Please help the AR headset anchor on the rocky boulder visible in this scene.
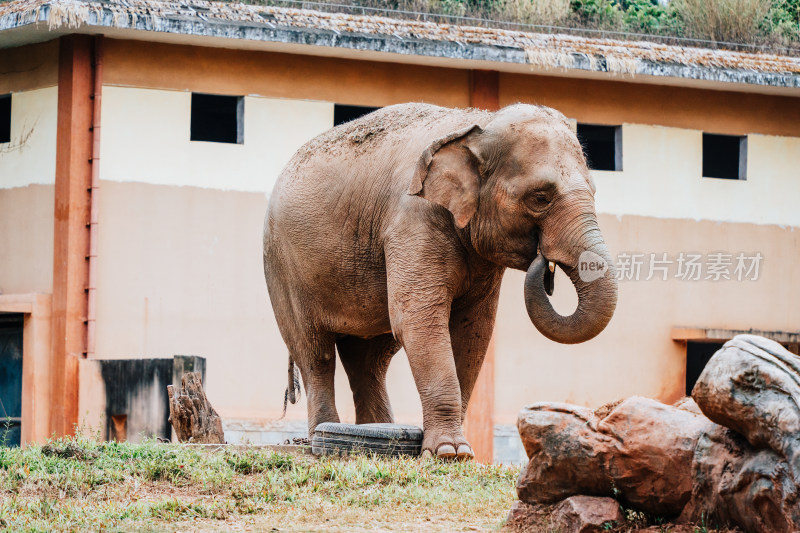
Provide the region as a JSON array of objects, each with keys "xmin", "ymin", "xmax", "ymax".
[
  {"xmin": 514, "ymin": 334, "xmax": 800, "ymax": 532},
  {"xmin": 550, "ymin": 496, "xmax": 624, "ymax": 533},
  {"xmin": 516, "ymin": 396, "xmax": 713, "ymax": 516},
  {"xmin": 692, "ymin": 334, "xmax": 800, "ymax": 483},
  {"xmin": 679, "ymin": 424, "xmax": 800, "ymax": 532}
]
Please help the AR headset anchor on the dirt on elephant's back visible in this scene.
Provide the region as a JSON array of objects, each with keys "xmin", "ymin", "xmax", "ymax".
[{"xmin": 291, "ymin": 103, "xmax": 490, "ymax": 167}]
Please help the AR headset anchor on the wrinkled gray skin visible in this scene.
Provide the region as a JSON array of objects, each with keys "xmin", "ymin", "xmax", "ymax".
[{"xmin": 263, "ymin": 103, "xmax": 617, "ymax": 458}]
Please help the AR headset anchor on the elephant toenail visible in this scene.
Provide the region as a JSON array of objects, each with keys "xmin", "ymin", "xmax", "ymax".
[
  {"xmin": 436, "ymin": 444, "xmax": 457, "ymax": 458},
  {"xmin": 456, "ymin": 444, "xmax": 474, "ymax": 458},
  {"xmin": 421, "ymin": 449, "xmax": 433, "ymax": 459}
]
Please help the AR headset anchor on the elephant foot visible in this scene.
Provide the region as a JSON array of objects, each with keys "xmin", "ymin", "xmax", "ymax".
[{"xmin": 421, "ymin": 430, "xmax": 474, "ymax": 460}]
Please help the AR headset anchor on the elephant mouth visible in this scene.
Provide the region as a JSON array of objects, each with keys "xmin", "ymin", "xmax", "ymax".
[{"xmin": 541, "ymin": 252, "xmax": 556, "ymax": 297}]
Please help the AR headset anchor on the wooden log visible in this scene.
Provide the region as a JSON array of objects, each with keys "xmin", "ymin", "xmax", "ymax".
[{"xmin": 167, "ymin": 372, "xmax": 225, "ymax": 444}]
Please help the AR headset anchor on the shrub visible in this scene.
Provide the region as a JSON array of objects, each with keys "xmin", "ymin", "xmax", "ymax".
[
  {"xmin": 622, "ymin": 0, "xmax": 679, "ymax": 34},
  {"xmin": 766, "ymin": 0, "xmax": 800, "ymax": 43},
  {"xmin": 672, "ymin": 0, "xmax": 772, "ymax": 43},
  {"xmin": 570, "ymin": 0, "xmax": 624, "ymax": 30}
]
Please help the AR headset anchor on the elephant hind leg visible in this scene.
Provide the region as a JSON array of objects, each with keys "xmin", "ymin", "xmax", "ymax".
[
  {"xmin": 284, "ymin": 328, "xmax": 340, "ymax": 436},
  {"xmin": 336, "ymin": 333, "xmax": 400, "ymax": 425}
]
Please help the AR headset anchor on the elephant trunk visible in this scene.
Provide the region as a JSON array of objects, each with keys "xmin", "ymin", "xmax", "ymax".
[{"xmin": 523, "ymin": 237, "xmax": 617, "ymax": 344}]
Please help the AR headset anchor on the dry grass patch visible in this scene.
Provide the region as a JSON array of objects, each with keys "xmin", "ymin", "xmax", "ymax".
[
  {"xmin": 674, "ymin": 0, "xmax": 773, "ymax": 43},
  {"xmin": 0, "ymin": 435, "xmax": 517, "ymax": 532},
  {"xmin": 0, "ymin": 435, "xmax": 745, "ymax": 532}
]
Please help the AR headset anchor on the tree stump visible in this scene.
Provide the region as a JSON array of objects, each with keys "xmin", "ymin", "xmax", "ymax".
[{"xmin": 167, "ymin": 372, "xmax": 225, "ymax": 444}]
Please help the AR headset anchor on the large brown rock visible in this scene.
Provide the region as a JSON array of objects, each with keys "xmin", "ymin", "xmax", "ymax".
[
  {"xmin": 517, "ymin": 396, "xmax": 713, "ymax": 516},
  {"xmin": 550, "ymin": 495, "xmax": 624, "ymax": 533},
  {"xmin": 516, "ymin": 334, "xmax": 800, "ymax": 532},
  {"xmin": 692, "ymin": 334, "xmax": 800, "ymax": 483},
  {"xmin": 679, "ymin": 424, "xmax": 800, "ymax": 532}
]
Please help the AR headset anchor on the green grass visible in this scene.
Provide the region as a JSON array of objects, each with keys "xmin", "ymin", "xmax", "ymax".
[
  {"xmin": 0, "ymin": 434, "xmax": 741, "ymax": 532},
  {"xmin": 0, "ymin": 434, "xmax": 519, "ymax": 532}
]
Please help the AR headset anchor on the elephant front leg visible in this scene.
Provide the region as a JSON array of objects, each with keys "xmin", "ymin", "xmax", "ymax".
[
  {"xmin": 385, "ymin": 233, "xmax": 472, "ymax": 459},
  {"xmin": 387, "ymin": 293, "xmax": 472, "ymax": 458},
  {"xmin": 401, "ymin": 320, "xmax": 471, "ymax": 459}
]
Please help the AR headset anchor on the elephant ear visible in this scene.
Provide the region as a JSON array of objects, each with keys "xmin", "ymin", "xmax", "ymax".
[{"xmin": 409, "ymin": 125, "xmax": 483, "ymax": 229}]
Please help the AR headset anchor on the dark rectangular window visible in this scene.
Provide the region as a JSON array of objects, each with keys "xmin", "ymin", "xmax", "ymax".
[
  {"xmin": 703, "ymin": 133, "xmax": 746, "ymax": 180},
  {"xmin": 334, "ymin": 104, "xmax": 380, "ymax": 126},
  {"xmin": 576, "ymin": 124, "xmax": 622, "ymax": 171},
  {"xmin": 190, "ymin": 93, "xmax": 243, "ymax": 144},
  {"xmin": 0, "ymin": 94, "xmax": 11, "ymax": 144}
]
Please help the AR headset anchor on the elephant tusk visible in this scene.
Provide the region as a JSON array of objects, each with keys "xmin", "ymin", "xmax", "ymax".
[{"xmin": 549, "ymin": 261, "xmax": 556, "ymax": 273}]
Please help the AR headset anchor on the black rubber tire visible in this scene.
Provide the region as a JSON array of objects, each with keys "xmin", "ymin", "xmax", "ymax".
[{"xmin": 311, "ymin": 423, "xmax": 423, "ymax": 457}]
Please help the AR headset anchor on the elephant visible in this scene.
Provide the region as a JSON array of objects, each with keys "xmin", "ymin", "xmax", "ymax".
[{"xmin": 263, "ymin": 102, "xmax": 617, "ymax": 458}]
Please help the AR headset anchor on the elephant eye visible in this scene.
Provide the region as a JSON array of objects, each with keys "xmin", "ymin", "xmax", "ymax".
[
  {"xmin": 529, "ymin": 192, "xmax": 551, "ymax": 206},
  {"xmin": 525, "ymin": 191, "xmax": 552, "ymax": 214}
]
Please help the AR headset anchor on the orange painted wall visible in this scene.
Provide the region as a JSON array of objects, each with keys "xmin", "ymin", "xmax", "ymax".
[
  {"xmin": 0, "ymin": 40, "xmax": 58, "ymax": 94},
  {"xmin": 100, "ymin": 39, "xmax": 800, "ymax": 137},
  {"xmin": 500, "ymin": 73, "xmax": 800, "ymax": 137},
  {"xmin": 102, "ymin": 39, "xmax": 470, "ymax": 109}
]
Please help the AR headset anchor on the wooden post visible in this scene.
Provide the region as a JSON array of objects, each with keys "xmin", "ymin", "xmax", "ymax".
[
  {"xmin": 50, "ymin": 35, "xmax": 95, "ymax": 437},
  {"xmin": 463, "ymin": 70, "xmax": 499, "ymax": 464}
]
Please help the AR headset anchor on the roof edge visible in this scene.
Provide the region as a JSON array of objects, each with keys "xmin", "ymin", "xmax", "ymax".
[{"xmin": 1, "ymin": 0, "xmax": 799, "ymax": 95}]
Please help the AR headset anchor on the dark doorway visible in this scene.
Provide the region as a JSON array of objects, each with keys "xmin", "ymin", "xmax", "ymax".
[
  {"xmin": 685, "ymin": 341, "xmax": 725, "ymax": 395},
  {"xmin": 0, "ymin": 313, "xmax": 23, "ymax": 447},
  {"xmin": 100, "ymin": 359, "xmax": 173, "ymax": 443}
]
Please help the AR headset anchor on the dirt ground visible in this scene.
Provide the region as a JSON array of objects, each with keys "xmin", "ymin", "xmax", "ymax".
[{"xmin": 0, "ymin": 437, "xmax": 739, "ymax": 532}]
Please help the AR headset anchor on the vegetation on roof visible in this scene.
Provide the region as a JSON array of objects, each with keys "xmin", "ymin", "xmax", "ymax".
[{"xmin": 244, "ymin": 0, "xmax": 800, "ymax": 53}]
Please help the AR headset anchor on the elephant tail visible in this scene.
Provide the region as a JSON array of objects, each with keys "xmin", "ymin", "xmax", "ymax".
[{"xmin": 281, "ymin": 357, "xmax": 301, "ymax": 419}]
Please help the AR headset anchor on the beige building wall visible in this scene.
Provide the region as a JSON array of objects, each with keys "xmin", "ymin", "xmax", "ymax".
[
  {"xmin": 593, "ymin": 125, "xmax": 800, "ymax": 226},
  {"xmin": 494, "ymin": 217, "xmax": 799, "ymax": 424},
  {"xmin": 0, "ymin": 62, "xmax": 58, "ymax": 445},
  {"xmin": 0, "ymin": 86, "xmax": 58, "ymax": 295},
  {"xmin": 99, "ymin": 87, "xmax": 334, "ymax": 192},
  {"xmin": 94, "ymin": 86, "xmax": 424, "ymax": 428}
]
